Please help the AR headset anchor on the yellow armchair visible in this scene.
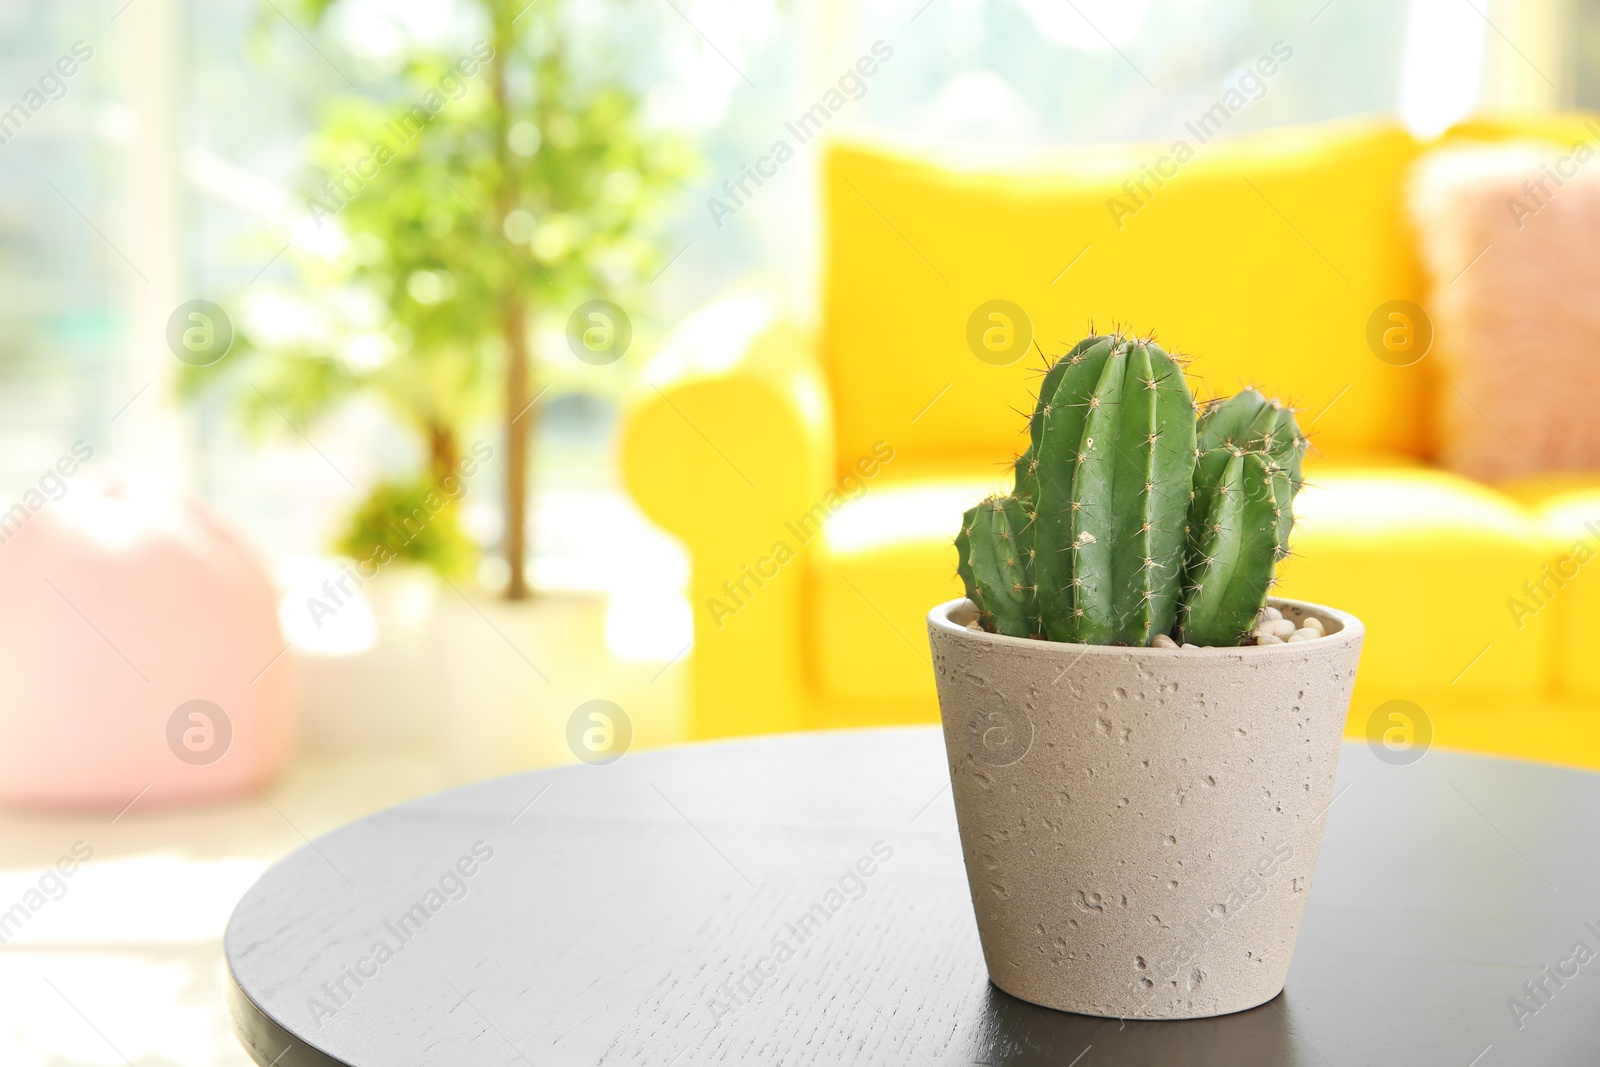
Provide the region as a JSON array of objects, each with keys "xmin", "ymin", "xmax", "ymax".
[{"xmin": 620, "ymin": 295, "xmax": 832, "ymax": 737}]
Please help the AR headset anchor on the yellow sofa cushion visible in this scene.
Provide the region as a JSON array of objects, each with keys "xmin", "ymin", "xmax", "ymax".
[
  {"xmin": 810, "ymin": 460, "xmax": 1555, "ymax": 706},
  {"xmin": 809, "ymin": 459, "xmax": 1003, "ymax": 706},
  {"xmin": 1501, "ymin": 480, "xmax": 1600, "ymax": 700},
  {"xmin": 821, "ymin": 120, "xmax": 1426, "ymax": 474},
  {"xmin": 1276, "ymin": 466, "xmax": 1557, "ymax": 700}
]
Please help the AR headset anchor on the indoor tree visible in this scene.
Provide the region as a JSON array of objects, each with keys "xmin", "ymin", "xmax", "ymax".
[{"xmin": 196, "ymin": 0, "xmax": 689, "ymax": 597}]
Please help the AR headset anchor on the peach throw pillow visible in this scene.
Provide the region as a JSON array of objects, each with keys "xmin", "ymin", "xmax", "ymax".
[{"xmin": 1411, "ymin": 138, "xmax": 1600, "ymax": 481}]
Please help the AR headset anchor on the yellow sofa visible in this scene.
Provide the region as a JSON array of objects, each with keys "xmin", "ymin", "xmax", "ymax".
[{"xmin": 621, "ymin": 115, "xmax": 1600, "ymax": 769}]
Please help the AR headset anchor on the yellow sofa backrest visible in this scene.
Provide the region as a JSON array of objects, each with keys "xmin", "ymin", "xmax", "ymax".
[
  {"xmin": 1445, "ymin": 113, "xmax": 1600, "ymax": 146},
  {"xmin": 821, "ymin": 120, "xmax": 1428, "ymax": 470}
]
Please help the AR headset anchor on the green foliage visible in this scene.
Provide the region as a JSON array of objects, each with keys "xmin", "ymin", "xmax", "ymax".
[
  {"xmin": 188, "ymin": 0, "xmax": 695, "ymax": 578},
  {"xmin": 956, "ymin": 335, "xmax": 1308, "ymax": 647},
  {"xmin": 336, "ymin": 478, "xmax": 475, "ymax": 575}
]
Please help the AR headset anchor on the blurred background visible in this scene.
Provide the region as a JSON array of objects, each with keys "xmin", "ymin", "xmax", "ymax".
[{"xmin": 0, "ymin": 0, "xmax": 1594, "ymax": 1062}]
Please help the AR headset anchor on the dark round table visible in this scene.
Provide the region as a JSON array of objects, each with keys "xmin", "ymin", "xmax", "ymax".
[{"xmin": 226, "ymin": 727, "xmax": 1600, "ymax": 1066}]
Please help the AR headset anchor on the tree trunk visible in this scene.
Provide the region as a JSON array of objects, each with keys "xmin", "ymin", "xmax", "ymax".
[
  {"xmin": 492, "ymin": 6, "xmax": 532, "ymax": 601},
  {"xmin": 427, "ymin": 422, "xmax": 459, "ymax": 484}
]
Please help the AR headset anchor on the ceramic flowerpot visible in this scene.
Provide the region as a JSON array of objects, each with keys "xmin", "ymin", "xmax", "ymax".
[
  {"xmin": 432, "ymin": 588, "xmax": 688, "ymax": 783},
  {"xmin": 433, "ymin": 590, "xmax": 602, "ymax": 782},
  {"xmin": 926, "ymin": 595, "xmax": 1363, "ymax": 1020},
  {"xmin": 290, "ymin": 563, "xmax": 444, "ymax": 750}
]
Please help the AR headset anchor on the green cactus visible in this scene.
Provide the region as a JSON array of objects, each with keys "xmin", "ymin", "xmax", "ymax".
[
  {"xmin": 956, "ymin": 504, "xmax": 977, "ymax": 604},
  {"xmin": 968, "ymin": 333, "xmax": 1196, "ymax": 645},
  {"xmin": 1177, "ymin": 450, "xmax": 1295, "ymax": 645},
  {"xmin": 1195, "ymin": 386, "xmax": 1307, "ymax": 492},
  {"xmin": 960, "ymin": 495, "xmax": 1034, "ymax": 638},
  {"xmin": 1012, "ymin": 334, "xmax": 1111, "ymax": 503},
  {"xmin": 1177, "ymin": 391, "xmax": 1308, "ymax": 645},
  {"xmin": 1010, "ymin": 334, "xmax": 1109, "ymax": 631},
  {"xmin": 957, "ymin": 334, "xmax": 1306, "ymax": 648}
]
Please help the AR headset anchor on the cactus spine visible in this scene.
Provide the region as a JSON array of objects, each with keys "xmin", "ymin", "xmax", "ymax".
[{"xmin": 957, "ymin": 338, "xmax": 1305, "ymax": 648}]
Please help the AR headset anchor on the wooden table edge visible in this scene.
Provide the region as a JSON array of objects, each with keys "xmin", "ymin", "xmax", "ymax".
[{"xmin": 228, "ymin": 965, "xmax": 351, "ymax": 1067}]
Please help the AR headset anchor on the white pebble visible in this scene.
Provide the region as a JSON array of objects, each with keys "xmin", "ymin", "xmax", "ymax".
[
  {"xmin": 1287, "ymin": 629, "xmax": 1317, "ymax": 643},
  {"xmin": 1258, "ymin": 606, "xmax": 1283, "ymax": 622},
  {"xmin": 1256, "ymin": 633, "xmax": 1285, "ymax": 646},
  {"xmin": 1259, "ymin": 618, "xmax": 1296, "ymax": 638},
  {"xmin": 1300, "ymin": 616, "xmax": 1325, "ymax": 635},
  {"xmin": 1181, "ymin": 643, "xmax": 1199, "ymax": 649},
  {"xmin": 1152, "ymin": 634, "xmax": 1178, "ymax": 649}
]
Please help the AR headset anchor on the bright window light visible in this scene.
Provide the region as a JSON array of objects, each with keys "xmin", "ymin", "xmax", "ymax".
[
  {"xmin": 824, "ymin": 482, "xmax": 1002, "ymax": 556},
  {"xmin": 1398, "ymin": 0, "xmax": 1488, "ymax": 138},
  {"xmin": 605, "ymin": 591, "xmax": 694, "ymax": 661},
  {"xmin": 1017, "ymin": 0, "xmax": 1152, "ymax": 49},
  {"xmin": 276, "ymin": 556, "xmax": 379, "ymax": 657}
]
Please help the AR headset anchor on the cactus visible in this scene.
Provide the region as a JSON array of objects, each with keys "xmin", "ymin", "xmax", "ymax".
[
  {"xmin": 1177, "ymin": 391, "xmax": 1307, "ymax": 645},
  {"xmin": 1195, "ymin": 386, "xmax": 1307, "ymax": 493},
  {"xmin": 1012, "ymin": 334, "xmax": 1111, "ymax": 503},
  {"xmin": 956, "ymin": 504, "xmax": 977, "ymax": 605},
  {"xmin": 1009, "ymin": 334, "xmax": 1110, "ymax": 633},
  {"xmin": 1177, "ymin": 450, "xmax": 1290, "ymax": 645},
  {"xmin": 959, "ymin": 496, "xmax": 1034, "ymax": 638},
  {"xmin": 968, "ymin": 333, "xmax": 1196, "ymax": 645},
  {"xmin": 957, "ymin": 334, "xmax": 1305, "ymax": 648}
]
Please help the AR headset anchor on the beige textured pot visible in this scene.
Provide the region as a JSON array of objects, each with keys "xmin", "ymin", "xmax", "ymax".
[{"xmin": 927, "ymin": 596, "xmax": 1363, "ymax": 1020}]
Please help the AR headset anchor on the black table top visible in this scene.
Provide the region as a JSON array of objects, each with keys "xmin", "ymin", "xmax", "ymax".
[{"xmin": 226, "ymin": 727, "xmax": 1600, "ymax": 1066}]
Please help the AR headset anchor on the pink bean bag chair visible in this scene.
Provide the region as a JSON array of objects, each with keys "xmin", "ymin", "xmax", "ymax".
[{"xmin": 0, "ymin": 480, "xmax": 296, "ymax": 809}]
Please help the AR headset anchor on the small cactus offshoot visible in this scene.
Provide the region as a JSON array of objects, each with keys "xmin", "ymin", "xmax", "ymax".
[{"xmin": 957, "ymin": 335, "xmax": 1308, "ymax": 647}]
